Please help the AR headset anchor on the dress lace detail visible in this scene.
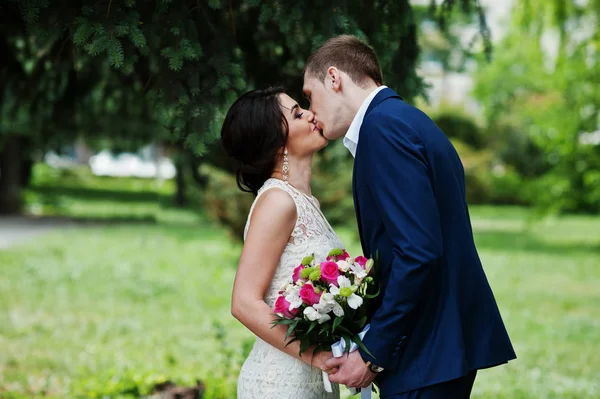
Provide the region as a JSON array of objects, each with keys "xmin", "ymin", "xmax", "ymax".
[{"xmin": 238, "ymin": 178, "xmax": 343, "ymax": 399}]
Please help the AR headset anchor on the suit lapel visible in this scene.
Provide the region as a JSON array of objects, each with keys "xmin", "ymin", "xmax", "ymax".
[
  {"xmin": 352, "ymin": 149, "xmax": 366, "ymax": 253},
  {"xmin": 352, "ymin": 87, "xmax": 402, "ymax": 256}
]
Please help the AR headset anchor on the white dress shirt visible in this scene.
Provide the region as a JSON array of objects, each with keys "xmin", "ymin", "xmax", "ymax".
[{"xmin": 343, "ymin": 85, "xmax": 388, "ymax": 158}]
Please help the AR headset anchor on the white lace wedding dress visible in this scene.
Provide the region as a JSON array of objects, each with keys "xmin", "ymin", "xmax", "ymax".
[{"xmin": 237, "ymin": 178, "xmax": 343, "ymax": 399}]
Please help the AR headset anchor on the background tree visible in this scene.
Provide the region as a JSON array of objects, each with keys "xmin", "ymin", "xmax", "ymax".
[
  {"xmin": 473, "ymin": 0, "xmax": 600, "ymax": 213},
  {"xmin": 0, "ymin": 0, "xmax": 490, "ymax": 214}
]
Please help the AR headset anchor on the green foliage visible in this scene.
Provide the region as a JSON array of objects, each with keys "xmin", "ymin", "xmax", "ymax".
[
  {"xmin": 451, "ymin": 138, "xmax": 526, "ymax": 205},
  {"xmin": 1, "ymin": 0, "xmax": 492, "ymax": 214},
  {"xmin": 427, "ymin": 109, "xmax": 527, "ymax": 205},
  {"xmin": 2, "ymin": 0, "xmax": 491, "ymax": 151},
  {"xmin": 312, "ymin": 141, "xmax": 356, "ymax": 228},
  {"xmin": 473, "ymin": 0, "xmax": 599, "ymax": 213},
  {"xmin": 432, "ymin": 106, "xmax": 486, "ymax": 148},
  {"xmin": 486, "ymin": 117, "xmax": 550, "ymax": 179},
  {"xmin": 201, "ymin": 164, "xmax": 254, "ymax": 240}
]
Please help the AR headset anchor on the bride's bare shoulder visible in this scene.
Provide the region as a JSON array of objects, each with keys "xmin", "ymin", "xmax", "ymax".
[{"xmin": 249, "ymin": 187, "xmax": 297, "ymax": 228}]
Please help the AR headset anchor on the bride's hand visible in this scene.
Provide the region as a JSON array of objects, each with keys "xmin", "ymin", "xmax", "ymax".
[{"xmin": 312, "ymin": 351, "xmax": 338, "ymax": 374}]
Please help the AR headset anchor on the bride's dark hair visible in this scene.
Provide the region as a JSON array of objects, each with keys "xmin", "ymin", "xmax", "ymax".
[{"xmin": 221, "ymin": 86, "xmax": 289, "ymax": 195}]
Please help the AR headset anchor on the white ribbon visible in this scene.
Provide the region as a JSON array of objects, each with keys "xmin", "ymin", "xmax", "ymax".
[{"xmin": 322, "ymin": 324, "xmax": 372, "ymax": 398}]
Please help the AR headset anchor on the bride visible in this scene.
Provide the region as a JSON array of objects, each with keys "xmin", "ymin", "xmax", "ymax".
[{"xmin": 221, "ymin": 86, "xmax": 343, "ymax": 399}]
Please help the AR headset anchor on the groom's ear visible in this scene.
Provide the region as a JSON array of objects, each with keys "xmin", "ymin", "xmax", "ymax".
[{"xmin": 327, "ymin": 67, "xmax": 342, "ymax": 92}]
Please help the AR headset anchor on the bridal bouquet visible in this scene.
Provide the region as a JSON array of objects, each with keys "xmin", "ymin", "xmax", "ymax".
[{"xmin": 272, "ymin": 248, "xmax": 379, "ymax": 395}]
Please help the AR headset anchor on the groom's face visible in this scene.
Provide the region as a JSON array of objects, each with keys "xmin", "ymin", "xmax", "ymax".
[{"xmin": 303, "ymin": 73, "xmax": 345, "ymax": 141}]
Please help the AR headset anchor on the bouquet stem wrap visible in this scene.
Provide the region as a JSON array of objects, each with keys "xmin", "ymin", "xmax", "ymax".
[{"xmin": 322, "ymin": 324, "xmax": 372, "ymax": 398}]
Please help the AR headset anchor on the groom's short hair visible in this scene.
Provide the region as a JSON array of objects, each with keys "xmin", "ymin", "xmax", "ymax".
[{"xmin": 305, "ymin": 35, "xmax": 383, "ymax": 87}]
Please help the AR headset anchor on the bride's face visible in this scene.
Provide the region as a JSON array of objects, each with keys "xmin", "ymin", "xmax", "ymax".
[{"xmin": 279, "ymin": 93, "xmax": 328, "ymax": 156}]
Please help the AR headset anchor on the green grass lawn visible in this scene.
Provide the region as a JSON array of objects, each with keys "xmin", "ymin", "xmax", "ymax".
[{"xmin": 1, "ymin": 169, "xmax": 599, "ymax": 398}]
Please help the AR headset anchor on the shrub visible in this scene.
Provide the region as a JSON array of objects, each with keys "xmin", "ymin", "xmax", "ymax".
[
  {"xmin": 451, "ymin": 138, "xmax": 527, "ymax": 205},
  {"xmin": 486, "ymin": 117, "xmax": 550, "ymax": 179},
  {"xmin": 311, "ymin": 141, "xmax": 356, "ymax": 228},
  {"xmin": 200, "ymin": 164, "xmax": 254, "ymax": 240},
  {"xmin": 432, "ymin": 108, "xmax": 486, "ymax": 149}
]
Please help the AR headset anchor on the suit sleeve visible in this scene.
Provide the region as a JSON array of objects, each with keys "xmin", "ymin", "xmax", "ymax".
[{"xmin": 358, "ymin": 112, "xmax": 443, "ymax": 371}]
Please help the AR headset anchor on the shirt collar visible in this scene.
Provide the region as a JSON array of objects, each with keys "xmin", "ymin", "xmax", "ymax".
[{"xmin": 343, "ymin": 85, "xmax": 387, "ymax": 158}]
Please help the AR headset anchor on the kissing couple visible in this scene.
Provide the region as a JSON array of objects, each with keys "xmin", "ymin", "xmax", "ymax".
[{"xmin": 221, "ymin": 35, "xmax": 516, "ymax": 399}]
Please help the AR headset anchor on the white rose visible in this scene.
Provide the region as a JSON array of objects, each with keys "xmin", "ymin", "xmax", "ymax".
[{"xmin": 337, "ymin": 260, "xmax": 351, "ymax": 272}]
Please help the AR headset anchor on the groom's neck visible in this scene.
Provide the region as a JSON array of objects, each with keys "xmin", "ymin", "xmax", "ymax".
[{"xmin": 345, "ymin": 81, "xmax": 380, "ymax": 114}]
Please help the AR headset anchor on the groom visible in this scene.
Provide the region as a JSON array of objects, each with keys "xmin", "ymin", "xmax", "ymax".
[{"xmin": 303, "ymin": 35, "xmax": 516, "ymax": 398}]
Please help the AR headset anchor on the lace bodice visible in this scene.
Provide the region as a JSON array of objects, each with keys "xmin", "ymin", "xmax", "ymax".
[{"xmin": 238, "ymin": 178, "xmax": 343, "ymax": 399}]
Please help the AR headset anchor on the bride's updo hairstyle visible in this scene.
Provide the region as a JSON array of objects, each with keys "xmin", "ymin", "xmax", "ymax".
[{"xmin": 221, "ymin": 86, "xmax": 289, "ymax": 195}]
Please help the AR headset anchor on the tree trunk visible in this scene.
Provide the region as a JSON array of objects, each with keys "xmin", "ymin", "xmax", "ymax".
[
  {"xmin": 20, "ymin": 157, "xmax": 34, "ymax": 187},
  {"xmin": 189, "ymin": 151, "xmax": 207, "ymax": 189},
  {"xmin": 0, "ymin": 136, "xmax": 23, "ymax": 214},
  {"xmin": 173, "ymin": 157, "xmax": 186, "ymax": 207}
]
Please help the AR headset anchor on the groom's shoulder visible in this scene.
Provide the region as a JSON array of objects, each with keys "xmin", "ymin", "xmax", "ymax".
[
  {"xmin": 365, "ymin": 98, "xmax": 428, "ymax": 127},
  {"xmin": 372, "ymin": 95, "xmax": 428, "ymax": 118}
]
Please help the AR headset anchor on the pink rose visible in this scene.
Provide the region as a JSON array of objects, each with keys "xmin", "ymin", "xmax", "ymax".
[
  {"xmin": 320, "ymin": 261, "xmax": 341, "ymax": 286},
  {"xmin": 274, "ymin": 296, "xmax": 299, "ymax": 319},
  {"xmin": 299, "ymin": 283, "xmax": 322, "ymax": 305},
  {"xmin": 327, "ymin": 250, "xmax": 350, "ymax": 262},
  {"xmin": 292, "ymin": 264, "xmax": 304, "ymax": 283},
  {"xmin": 355, "ymin": 256, "xmax": 368, "ymax": 268}
]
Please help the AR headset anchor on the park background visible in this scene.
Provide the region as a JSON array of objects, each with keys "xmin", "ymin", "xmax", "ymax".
[{"xmin": 0, "ymin": 0, "xmax": 598, "ymax": 398}]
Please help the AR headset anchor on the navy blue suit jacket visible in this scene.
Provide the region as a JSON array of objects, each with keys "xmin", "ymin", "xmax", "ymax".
[{"xmin": 353, "ymin": 88, "xmax": 516, "ymax": 395}]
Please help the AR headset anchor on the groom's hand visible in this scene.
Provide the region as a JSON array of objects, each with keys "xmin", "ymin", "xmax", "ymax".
[{"xmin": 324, "ymin": 351, "xmax": 377, "ymax": 389}]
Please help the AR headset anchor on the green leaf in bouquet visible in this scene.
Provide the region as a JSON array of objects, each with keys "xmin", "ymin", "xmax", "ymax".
[
  {"xmin": 355, "ymin": 316, "xmax": 367, "ymax": 329},
  {"xmin": 271, "ymin": 317, "xmax": 288, "ymax": 328},
  {"xmin": 273, "ymin": 317, "xmax": 300, "ymax": 325},
  {"xmin": 299, "ymin": 337, "xmax": 311, "ymax": 355},
  {"xmin": 285, "ymin": 319, "xmax": 300, "ymax": 340},
  {"xmin": 343, "ymin": 335, "xmax": 352, "ymax": 352},
  {"xmin": 364, "ymin": 284, "xmax": 381, "ymax": 299},
  {"xmin": 351, "ymin": 334, "xmax": 375, "ymax": 358},
  {"xmin": 307, "ymin": 320, "xmax": 319, "ymax": 335},
  {"xmin": 335, "ymin": 325, "xmax": 357, "ymax": 338},
  {"xmin": 301, "ymin": 254, "xmax": 315, "ymax": 265},
  {"xmin": 332, "ymin": 316, "xmax": 344, "ymax": 333},
  {"xmin": 328, "ymin": 248, "xmax": 344, "ymax": 257},
  {"xmin": 285, "ymin": 336, "xmax": 300, "ymax": 347}
]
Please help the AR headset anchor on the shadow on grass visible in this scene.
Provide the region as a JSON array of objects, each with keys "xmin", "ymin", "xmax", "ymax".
[
  {"xmin": 30, "ymin": 186, "xmax": 170, "ymax": 203},
  {"xmin": 7, "ymin": 214, "xmax": 159, "ymax": 225},
  {"xmin": 474, "ymin": 230, "xmax": 600, "ymax": 255}
]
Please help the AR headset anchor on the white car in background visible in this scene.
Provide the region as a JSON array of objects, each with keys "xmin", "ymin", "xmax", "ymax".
[{"xmin": 88, "ymin": 150, "xmax": 176, "ymax": 179}]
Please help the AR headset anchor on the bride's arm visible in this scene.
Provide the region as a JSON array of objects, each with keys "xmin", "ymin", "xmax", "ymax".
[{"xmin": 231, "ymin": 188, "xmax": 330, "ymax": 369}]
